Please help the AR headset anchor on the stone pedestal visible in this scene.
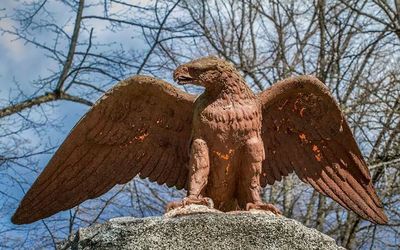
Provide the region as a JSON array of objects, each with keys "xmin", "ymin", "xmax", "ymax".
[{"xmin": 59, "ymin": 205, "xmax": 344, "ymax": 250}]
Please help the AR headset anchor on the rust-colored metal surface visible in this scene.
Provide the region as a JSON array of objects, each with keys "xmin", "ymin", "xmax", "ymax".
[{"xmin": 12, "ymin": 56, "xmax": 388, "ymax": 225}]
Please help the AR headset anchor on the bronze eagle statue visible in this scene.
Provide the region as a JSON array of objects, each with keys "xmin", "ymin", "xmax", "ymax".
[{"xmin": 12, "ymin": 56, "xmax": 388, "ymax": 225}]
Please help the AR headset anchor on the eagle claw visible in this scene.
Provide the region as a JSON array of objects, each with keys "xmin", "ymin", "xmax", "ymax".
[
  {"xmin": 246, "ymin": 202, "xmax": 282, "ymax": 215},
  {"xmin": 166, "ymin": 196, "xmax": 214, "ymax": 212}
]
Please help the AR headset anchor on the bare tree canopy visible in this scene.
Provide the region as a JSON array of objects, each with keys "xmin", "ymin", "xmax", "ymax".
[{"xmin": 0, "ymin": 0, "xmax": 399, "ymax": 249}]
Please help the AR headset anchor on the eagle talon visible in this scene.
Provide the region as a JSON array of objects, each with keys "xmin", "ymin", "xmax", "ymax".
[
  {"xmin": 166, "ymin": 196, "xmax": 214, "ymax": 212},
  {"xmin": 182, "ymin": 196, "xmax": 214, "ymax": 208},
  {"xmin": 246, "ymin": 202, "xmax": 282, "ymax": 215}
]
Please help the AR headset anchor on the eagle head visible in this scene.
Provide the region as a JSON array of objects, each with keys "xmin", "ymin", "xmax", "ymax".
[{"xmin": 173, "ymin": 56, "xmax": 235, "ymax": 88}]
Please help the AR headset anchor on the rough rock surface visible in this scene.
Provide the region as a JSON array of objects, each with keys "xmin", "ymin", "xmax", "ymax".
[{"xmin": 60, "ymin": 205, "xmax": 344, "ymax": 250}]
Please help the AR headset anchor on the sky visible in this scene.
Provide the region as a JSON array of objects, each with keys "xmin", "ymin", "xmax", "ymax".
[
  {"xmin": 0, "ymin": 2, "xmax": 45, "ymax": 99},
  {"xmin": 0, "ymin": 0, "xmax": 93, "ymax": 170}
]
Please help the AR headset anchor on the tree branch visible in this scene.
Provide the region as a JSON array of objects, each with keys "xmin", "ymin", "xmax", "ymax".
[
  {"xmin": 55, "ymin": 0, "xmax": 85, "ymax": 91},
  {"xmin": 0, "ymin": 92, "xmax": 92, "ymax": 119}
]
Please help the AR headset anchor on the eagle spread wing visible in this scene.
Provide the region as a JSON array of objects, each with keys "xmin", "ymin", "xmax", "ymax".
[
  {"xmin": 259, "ymin": 75, "xmax": 388, "ymax": 224},
  {"xmin": 12, "ymin": 76, "xmax": 195, "ymax": 224}
]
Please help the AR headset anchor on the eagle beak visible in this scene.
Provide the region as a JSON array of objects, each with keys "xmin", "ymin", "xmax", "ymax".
[{"xmin": 173, "ymin": 66, "xmax": 194, "ymax": 85}]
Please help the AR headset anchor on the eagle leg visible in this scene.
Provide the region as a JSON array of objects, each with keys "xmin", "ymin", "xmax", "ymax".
[
  {"xmin": 187, "ymin": 138, "xmax": 210, "ymax": 197},
  {"xmin": 166, "ymin": 138, "xmax": 214, "ymax": 212},
  {"xmin": 237, "ymin": 137, "xmax": 281, "ymax": 215},
  {"xmin": 238, "ymin": 160, "xmax": 282, "ymax": 215}
]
